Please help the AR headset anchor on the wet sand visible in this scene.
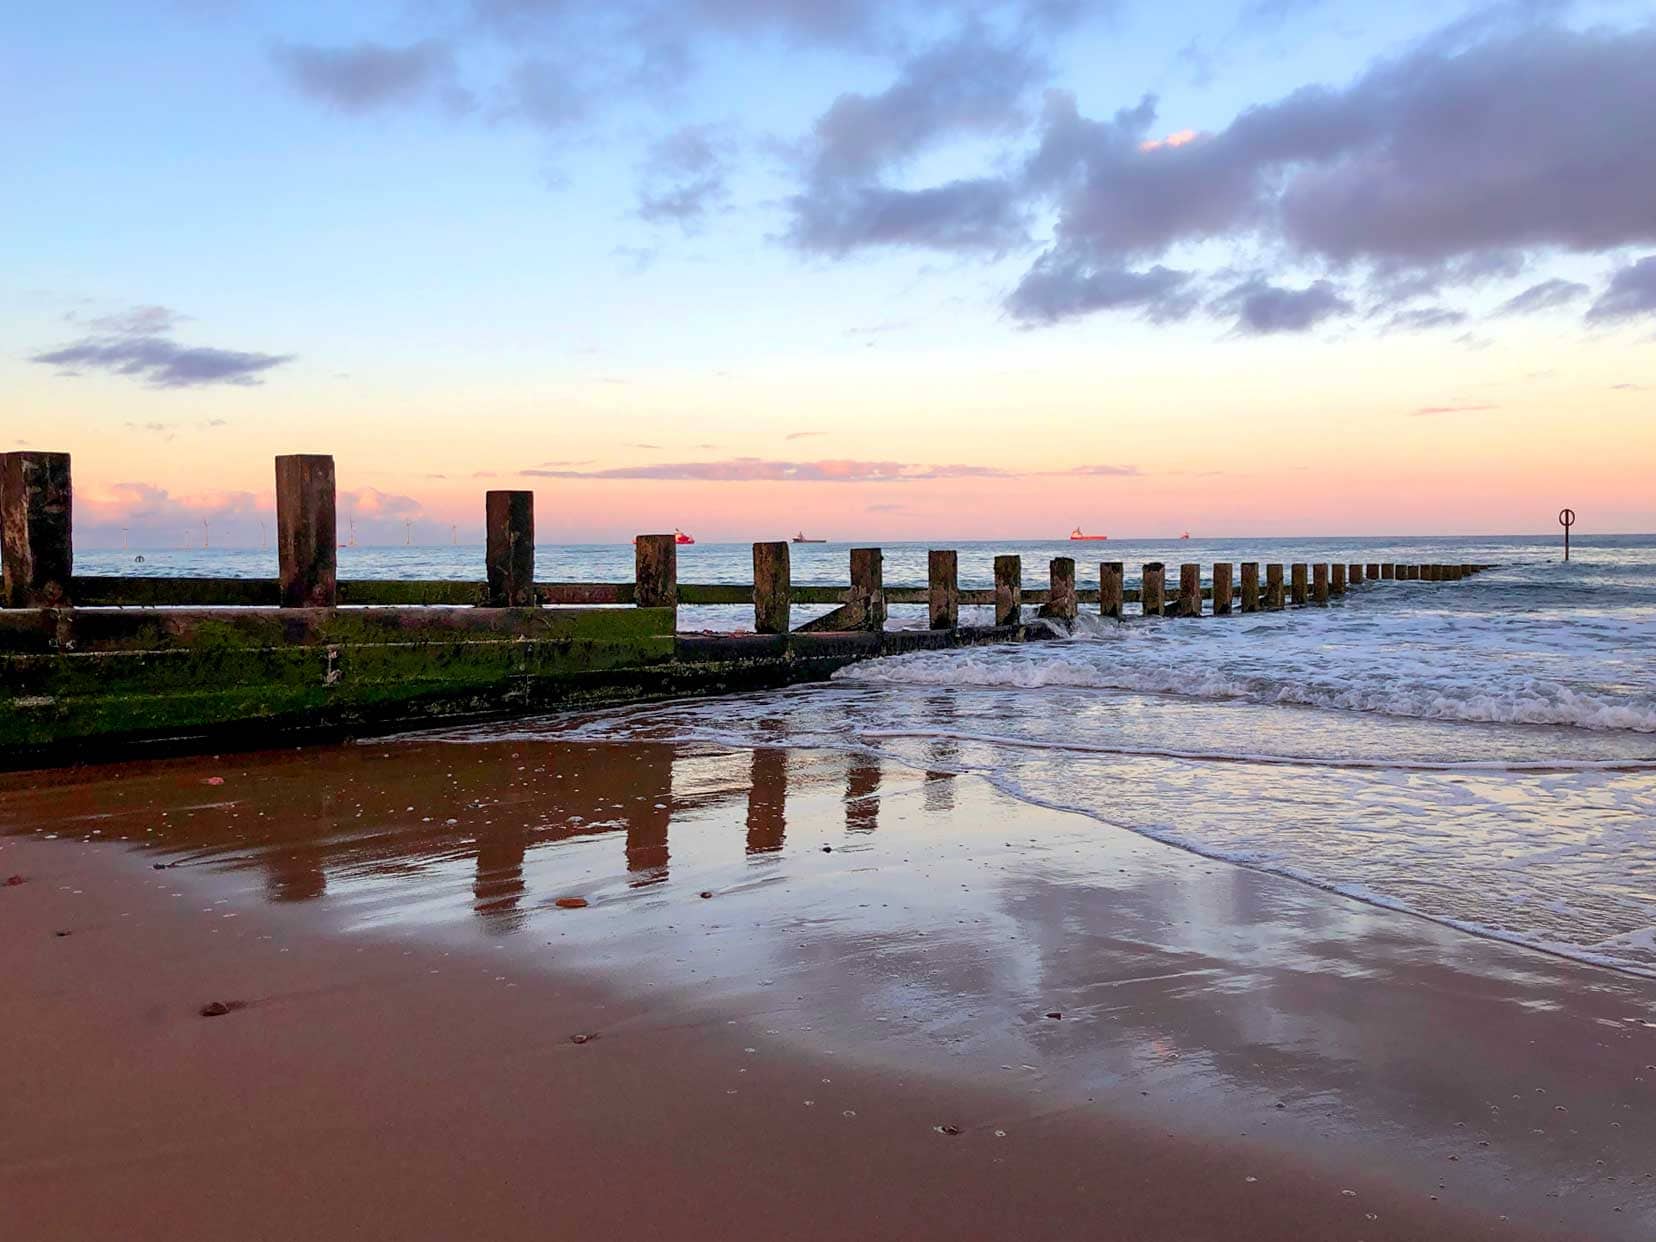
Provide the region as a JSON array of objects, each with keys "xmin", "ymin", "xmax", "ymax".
[{"xmin": 3, "ymin": 737, "xmax": 1654, "ymax": 1241}]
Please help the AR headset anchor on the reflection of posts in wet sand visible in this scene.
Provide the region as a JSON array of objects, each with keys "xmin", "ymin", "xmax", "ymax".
[
  {"xmin": 845, "ymin": 757, "xmax": 881, "ymax": 833},
  {"xmin": 625, "ymin": 745, "xmax": 675, "ymax": 884},
  {"xmin": 746, "ymin": 749, "xmax": 788, "ymax": 855},
  {"xmin": 474, "ymin": 826, "xmax": 530, "ymax": 927},
  {"xmin": 265, "ymin": 849, "xmax": 327, "ymax": 903},
  {"xmin": 922, "ymin": 690, "xmax": 958, "ymax": 815}
]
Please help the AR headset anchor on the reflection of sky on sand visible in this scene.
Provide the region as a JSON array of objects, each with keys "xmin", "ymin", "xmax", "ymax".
[{"xmin": 3, "ymin": 736, "xmax": 1654, "ymax": 1229}]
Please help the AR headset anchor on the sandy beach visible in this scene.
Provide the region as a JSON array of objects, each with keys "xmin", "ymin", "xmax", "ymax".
[{"xmin": 2, "ymin": 736, "xmax": 1653, "ymax": 1241}]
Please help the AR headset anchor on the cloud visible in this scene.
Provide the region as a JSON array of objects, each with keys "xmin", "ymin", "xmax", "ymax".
[
  {"xmin": 30, "ymin": 308, "xmax": 294, "ymax": 389},
  {"xmin": 1587, "ymin": 255, "xmax": 1656, "ymax": 322},
  {"xmin": 273, "ymin": 40, "xmax": 471, "ymax": 113},
  {"xmin": 786, "ymin": 177, "xmax": 1024, "ymax": 255},
  {"xmin": 341, "ymin": 487, "xmax": 422, "ymax": 518},
  {"xmin": 1213, "ymin": 278, "xmax": 1352, "ymax": 335},
  {"xmin": 637, "ymin": 125, "xmax": 734, "ymax": 228},
  {"xmin": 521, "ymin": 456, "xmax": 1140, "ymax": 482},
  {"xmin": 1411, "ymin": 403, "xmax": 1496, "ymax": 416},
  {"xmin": 78, "ymin": 484, "xmax": 262, "ymax": 543},
  {"xmin": 1495, "ymin": 278, "xmax": 1590, "ymax": 316},
  {"xmin": 1384, "ymin": 306, "xmax": 1467, "ymax": 332},
  {"xmin": 785, "ymin": 430, "xmax": 825, "ymax": 440},
  {"xmin": 1006, "ymin": 258, "xmax": 1193, "ymax": 325}
]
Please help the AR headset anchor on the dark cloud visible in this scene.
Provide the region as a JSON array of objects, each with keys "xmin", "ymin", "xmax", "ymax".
[
  {"xmin": 637, "ymin": 125, "xmax": 733, "ymax": 228},
  {"xmin": 1587, "ymin": 255, "xmax": 1656, "ymax": 323},
  {"xmin": 1213, "ymin": 278, "xmax": 1351, "ymax": 335},
  {"xmin": 500, "ymin": 57, "xmax": 587, "ymax": 131},
  {"xmin": 273, "ymin": 40, "xmax": 471, "ymax": 113},
  {"xmin": 1006, "ymin": 257, "xmax": 1193, "ymax": 325},
  {"xmin": 1384, "ymin": 306, "xmax": 1467, "ymax": 332},
  {"xmin": 30, "ymin": 332, "xmax": 293, "ymax": 389},
  {"xmin": 1495, "ymin": 278, "xmax": 1590, "ymax": 316},
  {"xmin": 786, "ymin": 177, "xmax": 1024, "ymax": 255}
]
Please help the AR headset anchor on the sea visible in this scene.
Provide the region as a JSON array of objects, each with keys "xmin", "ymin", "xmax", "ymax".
[{"xmin": 75, "ymin": 534, "xmax": 1656, "ymax": 975}]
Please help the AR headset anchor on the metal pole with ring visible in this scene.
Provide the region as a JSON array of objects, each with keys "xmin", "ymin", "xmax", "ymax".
[{"xmin": 1559, "ymin": 507, "xmax": 1575, "ymax": 561}]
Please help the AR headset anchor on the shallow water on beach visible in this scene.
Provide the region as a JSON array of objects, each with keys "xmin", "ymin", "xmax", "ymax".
[{"xmin": 58, "ymin": 535, "xmax": 1656, "ymax": 973}]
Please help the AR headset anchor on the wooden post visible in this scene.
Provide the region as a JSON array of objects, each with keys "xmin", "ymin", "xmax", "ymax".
[
  {"xmin": 1178, "ymin": 562, "xmax": 1202, "ymax": 617},
  {"xmin": 635, "ymin": 534, "xmax": 678, "ymax": 610},
  {"xmin": 753, "ymin": 541, "xmax": 791, "ymax": 634},
  {"xmin": 1290, "ymin": 563, "xmax": 1308, "ymax": 606},
  {"xmin": 0, "ymin": 451, "xmax": 72, "ymax": 608},
  {"xmin": 1381, "ymin": 563, "xmax": 1396, "ymax": 580},
  {"xmin": 1142, "ymin": 562, "xmax": 1166, "ymax": 617},
  {"xmin": 1421, "ymin": 564, "xmax": 1438, "ymax": 581},
  {"xmin": 1313, "ymin": 563, "xmax": 1329, "ymax": 605},
  {"xmin": 993, "ymin": 555, "xmax": 1021, "ymax": 627},
  {"xmin": 1045, "ymin": 557, "xmax": 1077, "ymax": 622},
  {"xmin": 1366, "ymin": 562, "xmax": 1382, "ymax": 580},
  {"xmin": 484, "ymin": 490, "xmax": 534, "ymax": 607},
  {"xmin": 1213, "ymin": 562, "xmax": 1234, "ymax": 615},
  {"xmin": 1240, "ymin": 562, "xmax": 1259, "ymax": 612},
  {"xmin": 275, "ymin": 454, "xmax": 337, "ymax": 608},
  {"xmin": 928, "ymin": 549, "xmax": 957, "ymax": 630},
  {"xmin": 1447, "ymin": 564, "xmax": 1464, "ymax": 581},
  {"xmin": 1099, "ymin": 561, "xmax": 1123, "ymax": 620},
  {"xmin": 1331, "ymin": 562, "xmax": 1346, "ymax": 596},
  {"xmin": 1461, "ymin": 563, "xmax": 1475, "ymax": 577},
  {"xmin": 1265, "ymin": 563, "xmax": 1285, "ymax": 610},
  {"xmin": 1402, "ymin": 564, "xmax": 1418, "ymax": 580},
  {"xmin": 850, "ymin": 547, "xmax": 885, "ymax": 631}
]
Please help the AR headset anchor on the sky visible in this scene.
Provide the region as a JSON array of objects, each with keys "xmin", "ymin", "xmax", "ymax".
[{"xmin": 5, "ymin": 0, "xmax": 1655, "ymax": 546}]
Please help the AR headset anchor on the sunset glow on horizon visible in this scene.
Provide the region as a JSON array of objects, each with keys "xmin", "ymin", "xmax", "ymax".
[{"xmin": 7, "ymin": 1, "xmax": 1655, "ymax": 547}]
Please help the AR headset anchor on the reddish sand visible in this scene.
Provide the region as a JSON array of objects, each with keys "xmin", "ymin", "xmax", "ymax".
[{"xmin": 3, "ymin": 739, "xmax": 1653, "ymax": 1241}]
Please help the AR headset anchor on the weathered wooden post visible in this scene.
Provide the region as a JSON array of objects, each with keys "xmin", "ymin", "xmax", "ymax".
[
  {"xmin": 485, "ymin": 490, "xmax": 535, "ymax": 607},
  {"xmin": 1044, "ymin": 557, "xmax": 1077, "ymax": 622},
  {"xmin": 1381, "ymin": 563, "xmax": 1396, "ymax": 580},
  {"xmin": 1178, "ymin": 562, "xmax": 1202, "ymax": 617},
  {"xmin": 753, "ymin": 541, "xmax": 791, "ymax": 634},
  {"xmin": 1290, "ymin": 563, "xmax": 1308, "ymax": 606},
  {"xmin": 275, "ymin": 454, "xmax": 337, "ymax": 608},
  {"xmin": 1402, "ymin": 564, "xmax": 1418, "ymax": 580},
  {"xmin": 1366, "ymin": 562, "xmax": 1382, "ymax": 580},
  {"xmin": 0, "ymin": 451, "xmax": 72, "ymax": 608},
  {"xmin": 850, "ymin": 547, "xmax": 886, "ymax": 631},
  {"xmin": 1265, "ymin": 563, "xmax": 1285, "ymax": 610},
  {"xmin": 1213, "ymin": 562, "xmax": 1234, "ymax": 615},
  {"xmin": 1240, "ymin": 562, "xmax": 1260, "ymax": 612},
  {"xmin": 635, "ymin": 534, "xmax": 678, "ymax": 615},
  {"xmin": 1348, "ymin": 562, "xmax": 1364, "ymax": 585},
  {"xmin": 994, "ymin": 554, "xmax": 1021, "ymax": 627},
  {"xmin": 1447, "ymin": 564, "xmax": 1464, "ymax": 581},
  {"xmin": 1421, "ymin": 564, "xmax": 1438, "ymax": 581},
  {"xmin": 928, "ymin": 549, "xmax": 958, "ymax": 630},
  {"xmin": 1142, "ymin": 562, "xmax": 1166, "ymax": 617},
  {"xmin": 1331, "ymin": 562, "xmax": 1346, "ymax": 596},
  {"xmin": 1313, "ymin": 563, "xmax": 1329, "ymax": 605},
  {"xmin": 1099, "ymin": 561, "xmax": 1124, "ymax": 620},
  {"xmin": 1460, "ymin": 563, "xmax": 1475, "ymax": 577}
]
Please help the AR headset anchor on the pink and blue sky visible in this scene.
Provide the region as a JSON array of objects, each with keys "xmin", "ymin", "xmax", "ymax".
[{"xmin": 6, "ymin": 0, "xmax": 1655, "ymax": 545}]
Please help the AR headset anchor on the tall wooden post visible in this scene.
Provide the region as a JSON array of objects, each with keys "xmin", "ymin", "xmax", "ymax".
[
  {"xmin": 1178, "ymin": 563, "xmax": 1202, "ymax": 617},
  {"xmin": 928, "ymin": 549, "xmax": 957, "ymax": 630},
  {"xmin": 753, "ymin": 541, "xmax": 791, "ymax": 634},
  {"xmin": 1290, "ymin": 563, "xmax": 1308, "ymax": 606},
  {"xmin": 1045, "ymin": 557, "xmax": 1077, "ymax": 622},
  {"xmin": 485, "ymin": 490, "xmax": 534, "ymax": 607},
  {"xmin": 1313, "ymin": 563, "xmax": 1329, "ymax": 605},
  {"xmin": 635, "ymin": 534, "xmax": 678, "ymax": 611},
  {"xmin": 1265, "ymin": 563, "xmax": 1285, "ymax": 610},
  {"xmin": 1331, "ymin": 562, "xmax": 1346, "ymax": 596},
  {"xmin": 275, "ymin": 454, "xmax": 337, "ymax": 608},
  {"xmin": 1100, "ymin": 561, "xmax": 1123, "ymax": 620},
  {"xmin": 850, "ymin": 547, "xmax": 885, "ymax": 631},
  {"xmin": 1240, "ymin": 562, "xmax": 1259, "ymax": 612},
  {"xmin": 0, "ymin": 451, "xmax": 72, "ymax": 608},
  {"xmin": 1213, "ymin": 562, "xmax": 1234, "ymax": 615},
  {"xmin": 1142, "ymin": 562, "xmax": 1165, "ymax": 617},
  {"xmin": 1348, "ymin": 562, "xmax": 1364, "ymax": 585},
  {"xmin": 993, "ymin": 555, "xmax": 1021, "ymax": 627}
]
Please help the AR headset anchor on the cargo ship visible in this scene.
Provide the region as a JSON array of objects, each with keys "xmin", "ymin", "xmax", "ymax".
[{"xmin": 1069, "ymin": 527, "xmax": 1108, "ymax": 541}]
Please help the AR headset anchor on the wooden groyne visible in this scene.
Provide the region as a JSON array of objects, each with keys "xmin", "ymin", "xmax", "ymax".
[{"xmin": 0, "ymin": 451, "xmax": 1491, "ymax": 763}]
